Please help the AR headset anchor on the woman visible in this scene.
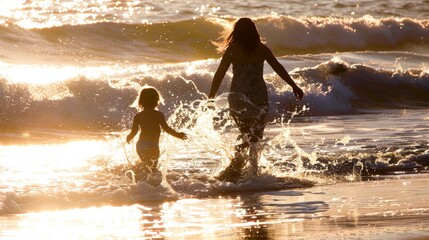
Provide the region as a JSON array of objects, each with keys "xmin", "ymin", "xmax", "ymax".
[{"xmin": 208, "ymin": 18, "xmax": 304, "ymax": 182}]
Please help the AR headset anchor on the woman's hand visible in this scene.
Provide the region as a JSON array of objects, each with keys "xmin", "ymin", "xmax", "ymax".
[{"xmin": 293, "ymin": 86, "xmax": 304, "ymax": 100}]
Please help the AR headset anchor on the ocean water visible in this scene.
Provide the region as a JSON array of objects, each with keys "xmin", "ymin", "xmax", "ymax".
[{"xmin": 1, "ymin": 0, "xmax": 429, "ymax": 239}]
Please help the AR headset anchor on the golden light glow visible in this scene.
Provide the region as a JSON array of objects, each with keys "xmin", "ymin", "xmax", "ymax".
[
  {"xmin": 2, "ymin": 199, "xmax": 256, "ymax": 239},
  {"xmin": 16, "ymin": 206, "xmax": 143, "ymax": 239},
  {"xmin": 0, "ymin": 0, "xmax": 151, "ymax": 29},
  {"xmin": 0, "ymin": 1, "xmax": 26, "ymax": 18},
  {"xmin": 0, "ymin": 140, "xmax": 109, "ymax": 188},
  {"xmin": 0, "ymin": 62, "xmax": 121, "ymax": 85}
]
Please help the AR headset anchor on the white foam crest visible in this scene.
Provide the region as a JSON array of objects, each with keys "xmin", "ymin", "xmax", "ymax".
[
  {"xmin": 257, "ymin": 15, "xmax": 429, "ymax": 52},
  {"xmin": 303, "ymin": 77, "xmax": 355, "ymax": 115},
  {"xmin": 2, "ymin": 15, "xmax": 428, "ymax": 64},
  {"xmin": 293, "ymin": 56, "xmax": 429, "ymax": 112}
]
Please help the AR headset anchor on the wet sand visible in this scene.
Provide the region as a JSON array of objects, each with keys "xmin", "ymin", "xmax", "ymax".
[{"xmin": 1, "ymin": 173, "xmax": 428, "ymax": 239}]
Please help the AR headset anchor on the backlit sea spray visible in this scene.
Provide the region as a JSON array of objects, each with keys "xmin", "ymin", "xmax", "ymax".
[{"xmin": 1, "ymin": 1, "xmax": 429, "ymax": 239}]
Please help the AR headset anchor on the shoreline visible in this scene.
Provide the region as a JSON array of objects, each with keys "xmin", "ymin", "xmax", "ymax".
[{"xmin": 1, "ymin": 174, "xmax": 428, "ymax": 239}]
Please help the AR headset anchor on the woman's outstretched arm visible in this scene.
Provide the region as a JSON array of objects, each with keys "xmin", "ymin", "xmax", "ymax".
[
  {"xmin": 208, "ymin": 48, "xmax": 233, "ymax": 98},
  {"xmin": 263, "ymin": 45, "xmax": 304, "ymax": 100}
]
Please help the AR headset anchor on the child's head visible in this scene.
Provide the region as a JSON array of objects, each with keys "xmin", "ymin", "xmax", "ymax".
[{"xmin": 138, "ymin": 87, "xmax": 159, "ymax": 109}]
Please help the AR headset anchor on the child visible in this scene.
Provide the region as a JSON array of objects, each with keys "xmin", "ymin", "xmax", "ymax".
[{"xmin": 126, "ymin": 87, "xmax": 187, "ymax": 176}]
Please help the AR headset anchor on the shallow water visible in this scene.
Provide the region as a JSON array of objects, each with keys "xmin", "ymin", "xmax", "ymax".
[
  {"xmin": 1, "ymin": 0, "xmax": 429, "ymax": 239},
  {"xmin": 1, "ymin": 174, "xmax": 428, "ymax": 240},
  {"xmin": 1, "ymin": 109, "xmax": 428, "ymax": 206},
  {"xmin": 2, "ymin": 98, "xmax": 429, "ymax": 240}
]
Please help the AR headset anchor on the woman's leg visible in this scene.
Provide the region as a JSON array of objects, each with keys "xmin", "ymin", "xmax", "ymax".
[{"xmin": 234, "ymin": 113, "xmax": 267, "ymax": 176}]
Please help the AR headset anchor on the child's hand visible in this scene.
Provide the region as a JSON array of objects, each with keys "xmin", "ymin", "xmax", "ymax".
[{"xmin": 177, "ymin": 132, "xmax": 187, "ymax": 140}]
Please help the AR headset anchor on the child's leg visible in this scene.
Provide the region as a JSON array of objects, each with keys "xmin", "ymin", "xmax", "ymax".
[
  {"xmin": 136, "ymin": 141, "xmax": 160, "ymax": 174},
  {"xmin": 145, "ymin": 156, "xmax": 159, "ymax": 173}
]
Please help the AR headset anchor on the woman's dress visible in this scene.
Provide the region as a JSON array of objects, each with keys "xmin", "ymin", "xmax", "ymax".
[{"xmin": 228, "ymin": 62, "xmax": 269, "ymax": 142}]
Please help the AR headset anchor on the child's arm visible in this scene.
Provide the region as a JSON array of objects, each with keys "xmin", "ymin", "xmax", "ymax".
[
  {"xmin": 159, "ymin": 113, "xmax": 187, "ymax": 140},
  {"xmin": 126, "ymin": 116, "xmax": 139, "ymax": 143}
]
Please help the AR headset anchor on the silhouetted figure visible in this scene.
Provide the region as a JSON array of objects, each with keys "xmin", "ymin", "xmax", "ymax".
[
  {"xmin": 208, "ymin": 18, "xmax": 303, "ymax": 182},
  {"xmin": 127, "ymin": 87, "xmax": 187, "ymax": 180}
]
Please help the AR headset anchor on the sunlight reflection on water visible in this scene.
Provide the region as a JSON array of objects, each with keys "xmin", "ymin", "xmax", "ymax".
[
  {"xmin": 0, "ymin": 141, "xmax": 109, "ymax": 189},
  {"xmin": 1, "ymin": 176, "xmax": 429, "ymax": 240}
]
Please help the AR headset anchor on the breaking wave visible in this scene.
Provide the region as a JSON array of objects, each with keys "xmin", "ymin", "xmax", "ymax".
[
  {"xmin": 1, "ymin": 57, "xmax": 428, "ymax": 130},
  {"xmin": 1, "ymin": 16, "xmax": 428, "ymax": 63}
]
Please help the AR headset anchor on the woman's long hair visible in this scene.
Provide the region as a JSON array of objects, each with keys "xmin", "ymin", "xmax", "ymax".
[{"xmin": 217, "ymin": 18, "xmax": 262, "ymax": 54}]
